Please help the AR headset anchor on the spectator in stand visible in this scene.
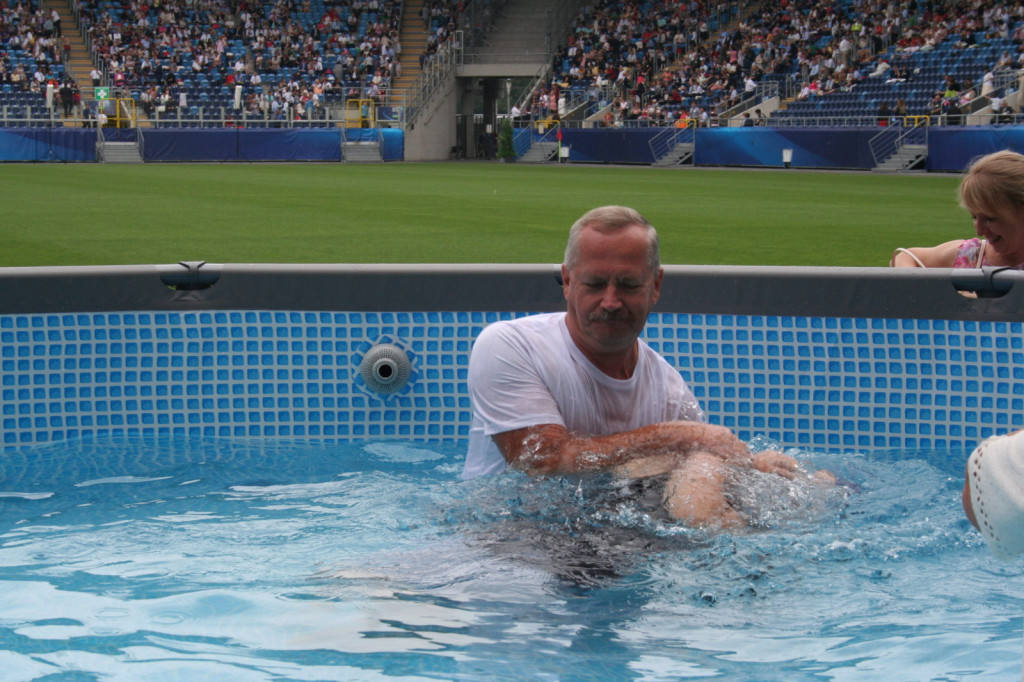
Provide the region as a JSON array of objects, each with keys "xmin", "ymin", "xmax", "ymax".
[
  {"xmin": 59, "ymin": 78, "xmax": 73, "ymax": 117},
  {"xmin": 991, "ymin": 94, "xmax": 1015, "ymax": 124},
  {"xmin": 893, "ymin": 98, "xmax": 908, "ymax": 121},
  {"xmin": 876, "ymin": 101, "xmax": 891, "ymax": 125}
]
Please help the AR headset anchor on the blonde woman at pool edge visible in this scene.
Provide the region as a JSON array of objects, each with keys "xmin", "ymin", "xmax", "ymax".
[{"xmin": 891, "ymin": 150, "xmax": 1024, "ymax": 270}]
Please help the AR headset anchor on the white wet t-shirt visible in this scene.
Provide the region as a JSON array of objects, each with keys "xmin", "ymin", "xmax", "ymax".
[
  {"xmin": 462, "ymin": 312, "xmax": 705, "ymax": 479},
  {"xmin": 966, "ymin": 430, "xmax": 1024, "ymax": 560}
]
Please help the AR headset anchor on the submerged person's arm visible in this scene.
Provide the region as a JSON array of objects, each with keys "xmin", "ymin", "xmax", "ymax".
[
  {"xmin": 619, "ymin": 446, "xmax": 805, "ymax": 479},
  {"xmin": 491, "ymin": 420, "xmax": 750, "ymax": 476},
  {"xmin": 962, "ymin": 472, "xmax": 979, "ymax": 530}
]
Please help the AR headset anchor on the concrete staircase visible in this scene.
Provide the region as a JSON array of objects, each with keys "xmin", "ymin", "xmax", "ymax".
[
  {"xmin": 517, "ymin": 140, "xmax": 558, "ymax": 163},
  {"xmin": 391, "ymin": 0, "xmax": 427, "ymax": 101},
  {"xmin": 472, "ymin": 0, "xmax": 554, "ymax": 60},
  {"xmin": 652, "ymin": 142, "xmax": 695, "ymax": 167},
  {"xmin": 873, "ymin": 143, "xmax": 927, "ymax": 172},
  {"xmin": 98, "ymin": 140, "xmax": 143, "ymax": 163},
  {"xmin": 343, "ymin": 140, "xmax": 383, "ymax": 162}
]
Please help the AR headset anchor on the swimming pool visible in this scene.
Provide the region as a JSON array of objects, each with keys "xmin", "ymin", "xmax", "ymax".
[
  {"xmin": 2, "ymin": 263, "xmax": 1023, "ymax": 679},
  {"xmin": 0, "ymin": 435, "xmax": 1017, "ymax": 680}
]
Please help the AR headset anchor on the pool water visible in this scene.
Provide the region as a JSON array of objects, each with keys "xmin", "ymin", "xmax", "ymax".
[{"xmin": 0, "ymin": 436, "xmax": 1020, "ymax": 681}]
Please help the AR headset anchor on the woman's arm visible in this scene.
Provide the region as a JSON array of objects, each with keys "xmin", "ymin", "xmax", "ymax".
[{"xmin": 889, "ymin": 240, "xmax": 964, "ymax": 268}]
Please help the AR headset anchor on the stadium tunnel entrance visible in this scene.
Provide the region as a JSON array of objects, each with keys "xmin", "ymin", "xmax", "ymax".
[{"xmin": 456, "ymin": 74, "xmax": 539, "ymax": 161}]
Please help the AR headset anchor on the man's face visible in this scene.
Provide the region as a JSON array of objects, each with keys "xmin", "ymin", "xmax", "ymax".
[{"xmin": 561, "ymin": 223, "xmax": 663, "ymax": 362}]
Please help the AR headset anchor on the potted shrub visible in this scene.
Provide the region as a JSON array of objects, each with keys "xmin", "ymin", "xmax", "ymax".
[{"xmin": 497, "ymin": 117, "xmax": 516, "ymax": 161}]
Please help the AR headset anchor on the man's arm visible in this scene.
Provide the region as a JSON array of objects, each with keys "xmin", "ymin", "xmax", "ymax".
[{"xmin": 492, "ymin": 421, "xmax": 750, "ymax": 476}]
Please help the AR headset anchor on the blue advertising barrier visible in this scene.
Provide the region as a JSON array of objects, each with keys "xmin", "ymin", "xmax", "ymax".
[
  {"xmin": 694, "ymin": 127, "xmax": 879, "ymax": 169},
  {"xmin": 556, "ymin": 128, "xmax": 660, "ymax": 164},
  {"xmin": 0, "ymin": 127, "xmax": 404, "ymax": 163},
  {"xmin": 926, "ymin": 126, "xmax": 1024, "ymax": 171},
  {"xmin": 139, "ymin": 128, "xmax": 404, "ymax": 162},
  {"xmin": 551, "ymin": 125, "xmax": 1024, "ymax": 170},
  {"xmin": 142, "ymin": 128, "xmax": 240, "ymax": 161},
  {"xmin": 0, "ymin": 127, "xmax": 97, "ymax": 162},
  {"xmin": 3, "ymin": 124, "xmax": 1024, "ymax": 167},
  {"xmin": 553, "ymin": 127, "xmax": 877, "ymax": 168}
]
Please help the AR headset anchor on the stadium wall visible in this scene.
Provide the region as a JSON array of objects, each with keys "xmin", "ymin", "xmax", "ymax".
[
  {"xmin": 554, "ymin": 127, "xmax": 1023, "ymax": 171},
  {"xmin": 0, "ymin": 128, "xmax": 98, "ymax": 162},
  {"xmin": 0, "ymin": 128, "xmax": 405, "ymax": 163},
  {"xmin": 0, "ymin": 126, "xmax": 1021, "ymax": 169}
]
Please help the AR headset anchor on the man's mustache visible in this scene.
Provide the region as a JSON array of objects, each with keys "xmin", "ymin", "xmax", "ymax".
[{"xmin": 589, "ymin": 312, "xmax": 634, "ymax": 323}]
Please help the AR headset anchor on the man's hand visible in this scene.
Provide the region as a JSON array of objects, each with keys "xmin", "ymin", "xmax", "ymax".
[{"xmin": 751, "ymin": 450, "xmax": 800, "ymax": 479}]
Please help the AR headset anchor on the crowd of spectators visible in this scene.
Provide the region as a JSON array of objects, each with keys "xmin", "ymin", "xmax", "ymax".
[
  {"xmin": 419, "ymin": 0, "xmax": 460, "ymax": 68},
  {"xmin": 0, "ymin": 1, "xmax": 90, "ymax": 120},
  {"xmin": 2, "ymin": 0, "xmax": 1024, "ymax": 126},
  {"xmin": 76, "ymin": 0, "xmax": 404, "ymax": 117},
  {"xmin": 529, "ymin": 0, "xmax": 1024, "ymax": 127},
  {"xmin": 0, "ymin": 3, "xmax": 69, "ymax": 93},
  {"xmin": 0, "ymin": 0, "xmax": 405, "ymax": 121}
]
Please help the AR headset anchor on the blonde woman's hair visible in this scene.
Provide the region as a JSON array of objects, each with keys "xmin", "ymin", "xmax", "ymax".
[
  {"xmin": 564, "ymin": 205, "xmax": 660, "ymax": 272},
  {"xmin": 958, "ymin": 149, "xmax": 1024, "ymax": 221}
]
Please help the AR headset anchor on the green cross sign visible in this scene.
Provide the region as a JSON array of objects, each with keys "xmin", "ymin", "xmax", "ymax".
[{"xmin": 95, "ymin": 87, "xmax": 109, "ymax": 99}]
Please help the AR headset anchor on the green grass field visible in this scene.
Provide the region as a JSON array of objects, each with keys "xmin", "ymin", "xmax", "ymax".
[{"xmin": 0, "ymin": 162, "xmax": 968, "ymax": 267}]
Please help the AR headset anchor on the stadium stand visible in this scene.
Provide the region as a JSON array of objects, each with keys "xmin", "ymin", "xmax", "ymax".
[
  {"xmin": 0, "ymin": 0, "xmax": 406, "ymax": 126},
  {"xmin": 82, "ymin": 0, "xmax": 403, "ymax": 127},
  {"xmin": 0, "ymin": 1, "xmax": 71, "ymax": 125},
  {"xmin": 538, "ymin": 0, "xmax": 1024, "ymax": 128},
  {"xmin": 0, "ymin": 0, "xmax": 1021, "ymax": 133}
]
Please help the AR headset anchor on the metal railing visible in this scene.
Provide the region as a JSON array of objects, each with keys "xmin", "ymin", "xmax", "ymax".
[
  {"xmin": 8, "ymin": 107, "xmax": 1024, "ymax": 132},
  {"xmin": 717, "ymin": 81, "xmax": 781, "ymax": 124},
  {"xmin": 152, "ymin": 107, "xmax": 345, "ymax": 127},
  {"xmin": 401, "ymin": 32, "xmax": 463, "ymax": 127},
  {"xmin": 341, "ymin": 126, "xmax": 384, "ymax": 146},
  {"xmin": 868, "ymin": 116, "xmax": 929, "ymax": 167},
  {"xmin": 515, "ymin": 62, "xmax": 555, "ymax": 114},
  {"xmin": 648, "ymin": 120, "xmax": 698, "ymax": 162},
  {"xmin": 770, "ymin": 114, "xmax": 910, "ymax": 128},
  {"xmin": 0, "ymin": 109, "xmax": 372, "ymax": 128}
]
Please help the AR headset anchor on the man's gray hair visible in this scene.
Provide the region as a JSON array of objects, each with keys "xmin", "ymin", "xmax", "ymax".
[{"xmin": 563, "ymin": 206, "xmax": 660, "ymax": 272}]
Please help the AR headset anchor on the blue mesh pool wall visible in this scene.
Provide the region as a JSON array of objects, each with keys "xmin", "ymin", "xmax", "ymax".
[{"xmin": 2, "ymin": 263, "xmax": 1024, "ymax": 452}]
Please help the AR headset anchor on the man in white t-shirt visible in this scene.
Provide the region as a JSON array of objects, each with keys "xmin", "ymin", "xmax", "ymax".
[{"xmin": 463, "ymin": 206, "xmax": 804, "ymax": 528}]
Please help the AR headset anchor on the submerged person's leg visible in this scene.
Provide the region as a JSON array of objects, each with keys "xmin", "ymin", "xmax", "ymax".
[
  {"xmin": 662, "ymin": 452, "xmax": 744, "ymax": 529},
  {"xmin": 615, "ymin": 449, "xmax": 838, "ymax": 529}
]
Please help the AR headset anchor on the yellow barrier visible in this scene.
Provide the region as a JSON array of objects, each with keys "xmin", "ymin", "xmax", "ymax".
[{"xmin": 345, "ymin": 99, "xmax": 375, "ymax": 128}]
